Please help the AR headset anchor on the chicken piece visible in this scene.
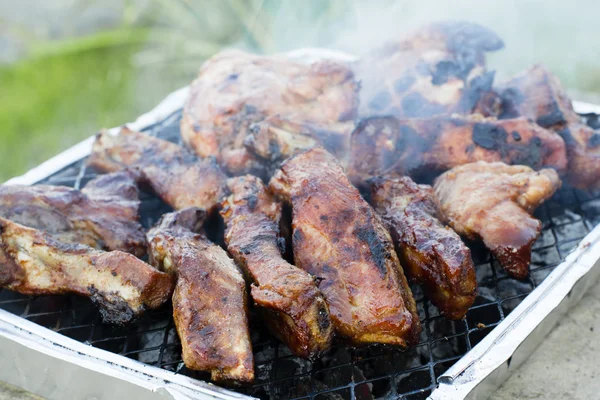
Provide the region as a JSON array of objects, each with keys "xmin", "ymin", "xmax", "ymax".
[
  {"xmin": 269, "ymin": 148, "xmax": 420, "ymax": 347},
  {"xmin": 369, "ymin": 176, "xmax": 476, "ymax": 320},
  {"xmin": 88, "ymin": 127, "xmax": 227, "ymax": 211},
  {"xmin": 0, "ymin": 217, "xmax": 173, "ymax": 324},
  {"xmin": 347, "ymin": 115, "xmax": 567, "ymax": 186},
  {"xmin": 433, "ymin": 162, "xmax": 561, "ymax": 279},
  {"xmin": 558, "ymin": 124, "xmax": 600, "ymax": 189},
  {"xmin": 0, "ymin": 172, "xmax": 147, "ymax": 257},
  {"xmin": 221, "ymin": 175, "xmax": 333, "ymax": 359},
  {"xmin": 355, "ymin": 21, "xmax": 503, "ymax": 118},
  {"xmin": 492, "ymin": 65, "xmax": 600, "ymax": 189},
  {"xmin": 495, "ymin": 64, "xmax": 580, "ymax": 125},
  {"xmin": 147, "ymin": 208, "xmax": 253, "ymax": 383},
  {"xmin": 180, "ymin": 50, "xmax": 358, "ymax": 176}
]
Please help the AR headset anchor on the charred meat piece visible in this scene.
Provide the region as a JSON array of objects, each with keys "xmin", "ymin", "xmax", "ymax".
[
  {"xmin": 243, "ymin": 115, "xmax": 354, "ymax": 170},
  {"xmin": 433, "ymin": 162, "xmax": 561, "ymax": 279},
  {"xmin": 492, "ymin": 65, "xmax": 600, "ymax": 188},
  {"xmin": 89, "ymin": 127, "xmax": 227, "ymax": 211},
  {"xmin": 0, "ymin": 172, "xmax": 147, "ymax": 257},
  {"xmin": 147, "ymin": 208, "xmax": 253, "ymax": 383},
  {"xmin": 0, "ymin": 217, "xmax": 173, "ymax": 324},
  {"xmin": 348, "ymin": 115, "xmax": 567, "ymax": 186},
  {"xmin": 221, "ymin": 175, "xmax": 333, "ymax": 359},
  {"xmin": 269, "ymin": 148, "xmax": 420, "ymax": 347},
  {"xmin": 369, "ymin": 176, "xmax": 476, "ymax": 320},
  {"xmin": 559, "ymin": 123, "xmax": 600, "ymax": 189},
  {"xmin": 181, "ymin": 50, "xmax": 358, "ymax": 176},
  {"xmin": 495, "ymin": 64, "xmax": 580, "ymax": 125},
  {"xmin": 355, "ymin": 21, "xmax": 503, "ymax": 118}
]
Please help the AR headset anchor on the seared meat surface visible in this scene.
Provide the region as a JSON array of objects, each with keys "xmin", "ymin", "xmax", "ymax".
[
  {"xmin": 181, "ymin": 50, "xmax": 358, "ymax": 176},
  {"xmin": 89, "ymin": 128, "xmax": 227, "ymax": 211},
  {"xmin": 348, "ymin": 115, "xmax": 567, "ymax": 185},
  {"xmin": 494, "ymin": 64, "xmax": 580, "ymax": 125},
  {"xmin": 221, "ymin": 175, "xmax": 333, "ymax": 359},
  {"xmin": 492, "ymin": 65, "xmax": 600, "ymax": 188},
  {"xmin": 369, "ymin": 176, "xmax": 476, "ymax": 320},
  {"xmin": 355, "ymin": 21, "xmax": 503, "ymax": 118},
  {"xmin": 0, "ymin": 217, "xmax": 173, "ymax": 324},
  {"xmin": 269, "ymin": 148, "xmax": 420, "ymax": 347},
  {"xmin": 0, "ymin": 172, "xmax": 147, "ymax": 257},
  {"xmin": 147, "ymin": 208, "xmax": 254, "ymax": 383},
  {"xmin": 434, "ymin": 161, "xmax": 561, "ymax": 279}
]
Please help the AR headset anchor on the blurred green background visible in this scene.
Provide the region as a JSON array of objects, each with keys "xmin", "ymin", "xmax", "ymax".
[{"xmin": 1, "ymin": 0, "xmax": 599, "ymax": 181}]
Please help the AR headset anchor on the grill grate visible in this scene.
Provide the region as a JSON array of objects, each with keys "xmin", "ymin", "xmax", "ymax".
[{"xmin": 2, "ymin": 110, "xmax": 600, "ymax": 400}]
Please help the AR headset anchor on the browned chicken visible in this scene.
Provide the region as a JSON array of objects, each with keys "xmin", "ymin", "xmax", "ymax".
[
  {"xmin": 433, "ymin": 162, "xmax": 561, "ymax": 279},
  {"xmin": 88, "ymin": 128, "xmax": 227, "ymax": 211},
  {"xmin": 369, "ymin": 176, "xmax": 476, "ymax": 320},
  {"xmin": 0, "ymin": 217, "xmax": 173, "ymax": 324},
  {"xmin": 0, "ymin": 172, "xmax": 147, "ymax": 257},
  {"xmin": 221, "ymin": 175, "xmax": 333, "ymax": 359},
  {"xmin": 347, "ymin": 115, "xmax": 567, "ymax": 186},
  {"xmin": 181, "ymin": 50, "xmax": 358, "ymax": 177},
  {"xmin": 494, "ymin": 64, "xmax": 580, "ymax": 125},
  {"xmin": 269, "ymin": 148, "xmax": 420, "ymax": 347},
  {"xmin": 147, "ymin": 208, "xmax": 253, "ymax": 383},
  {"xmin": 491, "ymin": 64, "xmax": 600, "ymax": 188},
  {"xmin": 355, "ymin": 21, "xmax": 503, "ymax": 118}
]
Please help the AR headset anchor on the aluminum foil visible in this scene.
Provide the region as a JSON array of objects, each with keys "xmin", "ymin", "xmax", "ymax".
[{"xmin": 2, "ymin": 79, "xmax": 600, "ymax": 400}]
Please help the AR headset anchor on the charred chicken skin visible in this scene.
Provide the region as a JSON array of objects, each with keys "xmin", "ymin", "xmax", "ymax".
[
  {"xmin": 433, "ymin": 161, "xmax": 561, "ymax": 279},
  {"xmin": 181, "ymin": 50, "xmax": 358, "ymax": 177},
  {"xmin": 355, "ymin": 21, "xmax": 503, "ymax": 118},
  {"xmin": 348, "ymin": 115, "xmax": 567, "ymax": 186},
  {"xmin": 0, "ymin": 217, "xmax": 173, "ymax": 324},
  {"xmin": 269, "ymin": 148, "xmax": 421, "ymax": 347},
  {"xmin": 221, "ymin": 175, "xmax": 333, "ymax": 359},
  {"xmin": 0, "ymin": 172, "xmax": 147, "ymax": 257},
  {"xmin": 89, "ymin": 127, "xmax": 227, "ymax": 211},
  {"xmin": 369, "ymin": 176, "xmax": 476, "ymax": 320},
  {"xmin": 147, "ymin": 208, "xmax": 254, "ymax": 383},
  {"xmin": 492, "ymin": 64, "xmax": 600, "ymax": 188}
]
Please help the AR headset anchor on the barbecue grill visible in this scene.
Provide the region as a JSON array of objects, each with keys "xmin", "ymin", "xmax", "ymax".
[{"xmin": 2, "ymin": 86, "xmax": 600, "ymax": 400}]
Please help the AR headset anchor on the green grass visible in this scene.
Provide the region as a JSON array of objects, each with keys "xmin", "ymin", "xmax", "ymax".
[{"xmin": 0, "ymin": 46, "xmax": 139, "ymax": 180}]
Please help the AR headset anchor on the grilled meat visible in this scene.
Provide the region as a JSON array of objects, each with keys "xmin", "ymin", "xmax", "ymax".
[
  {"xmin": 269, "ymin": 148, "xmax": 420, "ymax": 347},
  {"xmin": 181, "ymin": 50, "xmax": 358, "ymax": 177},
  {"xmin": 347, "ymin": 115, "xmax": 567, "ymax": 186},
  {"xmin": 147, "ymin": 208, "xmax": 253, "ymax": 383},
  {"xmin": 491, "ymin": 64, "xmax": 600, "ymax": 188},
  {"xmin": 0, "ymin": 217, "xmax": 173, "ymax": 324},
  {"xmin": 355, "ymin": 21, "xmax": 503, "ymax": 118},
  {"xmin": 433, "ymin": 161, "xmax": 561, "ymax": 279},
  {"xmin": 369, "ymin": 176, "xmax": 476, "ymax": 320},
  {"xmin": 89, "ymin": 128, "xmax": 227, "ymax": 211},
  {"xmin": 0, "ymin": 172, "xmax": 147, "ymax": 257},
  {"xmin": 494, "ymin": 64, "xmax": 580, "ymax": 125},
  {"xmin": 221, "ymin": 175, "xmax": 333, "ymax": 359},
  {"xmin": 559, "ymin": 123, "xmax": 600, "ymax": 189}
]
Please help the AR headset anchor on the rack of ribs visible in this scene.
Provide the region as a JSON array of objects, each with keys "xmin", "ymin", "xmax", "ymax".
[
  {"xmin": 0, "ymin": 171, "xmax": 147, "ymax": 257},
  {"xmin": 0, "ymin": 217, "xmax": 173, "ymax": 324},
  {"xmin": 147, "ymin": 208, "xmax": 254, "ymax": 383},
  {"xmin": 221, "ymin": 175, "xmax": 333, "ymax": 359},
  {"xmin": 369, "ymin": 176, "xmax": 477, "ymax": 320},
  {"xmin": 89, "ymin": 128, "xmax": 227, "ymax": 211},
  {"xmin": 269, "ymin": 148, "xmax": 421, "ymax": 347}
]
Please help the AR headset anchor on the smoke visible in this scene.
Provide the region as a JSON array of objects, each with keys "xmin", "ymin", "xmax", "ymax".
[{"xmin": 243, "ymin": 0, "xmax": 600, "ymax": 92}]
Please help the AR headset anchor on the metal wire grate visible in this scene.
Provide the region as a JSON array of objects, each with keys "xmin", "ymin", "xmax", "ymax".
[{"xmin": 2, "ymin": 110, "xmax": 600, "ymax": 400}]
